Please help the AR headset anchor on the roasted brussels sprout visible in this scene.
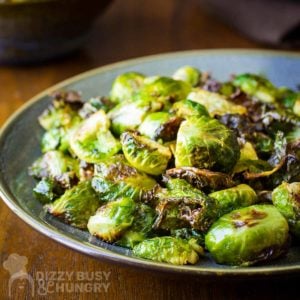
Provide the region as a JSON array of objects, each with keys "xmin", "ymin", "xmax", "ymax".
[
  {"xmin": 46, "ymin": 180, "xmax": 101, "ymax": 228},
  {"xmin": 233, "ymin": 73, "xmax": 277, "ymax": 103},
  {"xmin": 87, "ymin": 197, "xmax": 136, "ymax": 242},
  {"xmin": 121, "ymin": 132, "xmax": 172, "ymax": 176},
  {"xmin": 172, "ymin": 99, "xmax": 209, "ymax": 119},
  {"xmin": 33, "ymin": 178, "xmax": 63, "ymax": 204},
  {"xmin": 138, "ymin": 112, "xmax": 182, "ymax": 141},
  {"xmin": 38, "ymin": 91, "xmax": 82, "ymax": 131},
  {"xmin": 164, "ymin": 167, "xmax": 235, "ymax": 192},
  {"xmin": 28, "ymin": 150, "xmax": 78, "ymax": 189},
  {"xmin": 175, "ymin": 116, "xmax": 240, "ymax": 172},
  {"xmin": 209, "ymin": 184, "xmax": 258, "ymax": 217},
  {"xmin": 172, "ymin": 66, "xmax": 201, "ymax": 87},
  {"xmin": 70, "ymin": 110, "xmax": 121, "ymax": 163},
  {"xmin": 272, "ymin": 182, "xmax": 300, "ymax": 238},
  {"xmin": 110, "ymin": 72, "xmax": 145, "ymax": 103},
  {"xmin": 92, "ymin": 156, "xmax": 156, "ymax": 202},
  {"xmin": 38, "ymin": 91, "xmax": 83, "ymax": 153},
  {"xmin": 205, "ymin": 205, "xmax": 289, "ymax": 266},
  {"xmin": 116, "ymin": 203, "xmax": 156, "ymax": 248},
  {"xmin": 133, "ymin": 237, "xmax": 204, "ymax": 265},
  {"xmin": 134, "ymin": 76, "xmax": 191, "ymax": 108},
  {"xmin": 153, "ymin": 179, "xmax": 218, "ymax": 232},
  {"xmin": 187, "ymin": 89, "xmax": 246, "ymax": 116}
]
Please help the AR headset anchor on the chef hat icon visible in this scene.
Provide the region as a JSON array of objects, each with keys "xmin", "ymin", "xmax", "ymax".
[
  {"xmin": 3, "ymin": 253, "xmax": 34, "ymax": 297},
  {"xmin": 3, "ymin": 253, "xmax": 28, "ymax": 276}
]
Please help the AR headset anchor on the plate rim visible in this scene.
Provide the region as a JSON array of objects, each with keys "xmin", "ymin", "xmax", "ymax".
[{"xmin": 1, "ymin": 49, "xmax": 300, "ymax": 277}]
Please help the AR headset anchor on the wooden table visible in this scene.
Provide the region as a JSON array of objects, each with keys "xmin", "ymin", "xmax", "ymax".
[{"xmin": 0, "ymin": 0, "xmax": 299, "ymax": 299}]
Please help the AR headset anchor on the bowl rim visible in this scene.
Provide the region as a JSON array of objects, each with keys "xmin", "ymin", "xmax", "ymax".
[{"xmin": 1, "ymin": 48, "xmax": 300, "ymax": 278}]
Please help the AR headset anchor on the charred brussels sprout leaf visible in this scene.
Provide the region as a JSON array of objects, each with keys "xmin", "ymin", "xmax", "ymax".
[
  {"xmin": 164, "ymin": 167, "xmax": 235, "ymax": 192},
  {"xmin": 33, "ymin": 178, "xmax": 64, "ymax": 204},
  {"xmin": 187, "ymin": 89, "xmax": 246, "ymax": 116},
  {"xmin": 172, "ymin": 66, "xmax": 201, "ymax": 87},
  {"xmin": 116, "ymin": 203, "xmax": 156, "ymax": 248},
  {"xmin": 154, "ymin": 179, "xmax": 218, "ymax": 232},
  {"xmin": 46, "ymin": 180, "xmax": 100, "ymax": 228},
  {"xmin": 205, "ymin": 205, "xmax": 289, "ymax": 266},
  {"xmin": 172, "ymin": 99, "xmax": 209, "ymax": 119},
  {"xmin": 70, "ymin": 110, "xmax": 121, "ymax": 163},
  {"xmin": 175, "ymin": 116, "xmax": 240, "ymax": 172},
  {"xmin": 28, "ymin": 150, "xmax": 78, "ymax": 189},
  {"xmin": 110, "ymin": 72, "xmax": 145, "ymax": 103},
  {"xmin": 87, "ymin": 197, "xmax": 135, "ymax": 242},
  {"xmin": 209, "ymin": 184, "xmax": 258, "ymax": 217},
  {"xmin": 233, "ymin": 73, "xmax": 277, "ymax": 103},
  {"xmin": 121, "ymin": 132, "xmax": 172, "ymax": 176},
  {"xmin": 272, "ymin": 182, "xmax": 300, "ymax": 238},
  {"xmin": 138, "ymin": 112, "xmax": 182, "ymax": 141},
  {"xmin": 133, "ymin": 237, "xmax": 204, "ymax": 265}
]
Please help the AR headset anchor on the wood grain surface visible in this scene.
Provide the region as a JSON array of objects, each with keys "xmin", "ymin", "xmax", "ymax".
[{"xmin": 0, "ymin": 0, "xmax": 299, "ymax": 299}]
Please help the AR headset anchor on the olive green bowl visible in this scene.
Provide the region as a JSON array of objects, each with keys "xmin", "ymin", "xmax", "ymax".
[
  {"xmin": 0, "ymin": 0, "xmax": 112, "ymax": 64},
  {"xmin": 1, "ymin": 50, "xmax": 300, "ymax": 278}
]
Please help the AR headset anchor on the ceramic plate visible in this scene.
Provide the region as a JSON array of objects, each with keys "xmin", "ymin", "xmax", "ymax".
[{"xmin": 1, "ymin": 50, "xmax": 300, "ymax": 278}]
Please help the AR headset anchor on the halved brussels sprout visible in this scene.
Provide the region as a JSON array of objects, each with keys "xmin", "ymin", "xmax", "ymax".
[
  {"xmin": 121, "ymin": 132, "xmax": 172, "ymax": 176},
  {"xmin": 46, "ymin": 180, "xmax": 101, "ymax": 228},
  {"xmin": 172, "ymin": 99, "xmax": 209, "ymax": 119},
  {"xmin": 187, "ymin": 89, "xmax": 247, "ymax": 116},
  {"xmin": 172, "ymin": 66, "xmax": 201, "ymax": 87},
  {"xmin": 272, "ymin": 182, "xmax": 300, "ymax": 238},
  {"xmin": 110, "ymin": 72, "xmax": 145, "ymax": 103},
  {"xmin": 205, "ymin": 204, "xmax": 289, "ymax": 266},
  {"xmin": 87, "ymin": 197, "xmax": 135, "ymax": 242},
  {"xmin": 108, "ymin": 99, "xmax": 163, "ymax": 136},
  {"xmin": 233, "ymin": 73, "xmax": 277, "ymax": 103},
  {"xmin": 209, "ymin": 184, "xmax": 258, "ymax": 217},
  {"xmin": 175, "ymin": 116, "xmax": 240, "ymax": 172},
  {"xmin": 28, "ymin": 150, "xmax": 78, "ymax": 189},
  {"xmin": 133, "ymin": 237, "xmax": 204, "ymax": 265},
  {"xmin": 116, "ymin": 203, "xmax": 156, "ymax": 248},
  {"xmin": 138, "ymin": 112, "xmax": 182, "ymax": 141},
  {"xmin": 70, "ymin": 110, "xmax": 121, "ymax": 163},
  {"xmin": 153, "ymin": 179, "xmax": 218, "ymax": 232},
  {"xmin": 134, "ymin": 76, "xmax": 191, "ymax": 108},
  {"xmin": 164, "ymin": 167, "xmax": 235, "ymax": 192},
  {"xmin": 92, "ymin": 156, "xmax": 156, "ymax": 202}
]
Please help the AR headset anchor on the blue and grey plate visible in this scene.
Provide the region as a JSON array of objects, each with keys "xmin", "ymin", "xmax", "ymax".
[{"xmin": 1, "ymin": 50, "xmax": 300, "ymax": 278}]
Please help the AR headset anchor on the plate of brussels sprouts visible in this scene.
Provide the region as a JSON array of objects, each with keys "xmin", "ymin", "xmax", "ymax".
[{"xmin": 1, "ymin": 50, "xmax": 300, "ymax": 277}]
